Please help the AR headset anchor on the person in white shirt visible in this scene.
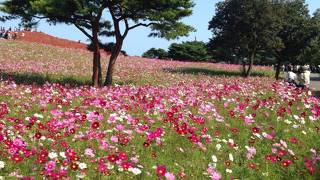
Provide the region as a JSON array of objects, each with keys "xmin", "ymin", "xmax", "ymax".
[
  {"xmin": 303, "ymin": 65, "xmax": 310, "ymax": 87},
  {"xmin": 295, "ymin": 66, "xmax": 310, "ymax": 89},
  {"xmin": 284, "ymin": 65, "xmax": 296, "ymax": 85}
]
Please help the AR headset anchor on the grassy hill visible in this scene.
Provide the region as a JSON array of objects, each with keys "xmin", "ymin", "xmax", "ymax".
[{"xmin": 0, "ymin": 39, "xmax": 273, "ymax": 86}]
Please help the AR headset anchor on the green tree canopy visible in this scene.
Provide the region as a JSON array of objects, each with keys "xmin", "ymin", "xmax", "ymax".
[
  {"xmin": 208, "ymin": 0, "xmax": 283, "ymax": 77},
  {"xmin": 168, "ymin": 41, "xmax": 212, "ymax": 61},
  {"xmin": 102, "ymin": 0, "xmax": 195, "ymax": 85},
  {"xmin": 273, "ymin": 0, "xmax": 318, "ymax": 79},
  {"xmin": 142, "ymin": 48, "xmax": 168, "ymax": 59},
  {"xmin": 301, "ymin": 9, "xmax": 320, "ymax": 65}
]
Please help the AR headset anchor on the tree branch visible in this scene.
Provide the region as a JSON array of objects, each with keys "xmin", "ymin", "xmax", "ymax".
[
  {"xmin": 122, "ymin": 18, "xmax": 130, "ymax": 38},
  {"xmin": 128, "ymin": 22, "xmax": 157, "ymax": 30},
  {"xmin": 74, "ymin": 24, "xmax": 93, "ymax": 41}
]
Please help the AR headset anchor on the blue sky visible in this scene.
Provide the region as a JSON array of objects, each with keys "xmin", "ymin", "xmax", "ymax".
[{"xmin": 1, "ymin": 0, "xmax": 319, "ymax": 56}]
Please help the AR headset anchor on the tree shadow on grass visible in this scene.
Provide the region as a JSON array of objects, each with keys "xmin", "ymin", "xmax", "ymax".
[
  {"xmin": 163, "ymin": 67, "xmax": 269, "ymax": 77},
  {"xmin": 0, "ymin": 71, "xmax": 92, "ymax": 87}
]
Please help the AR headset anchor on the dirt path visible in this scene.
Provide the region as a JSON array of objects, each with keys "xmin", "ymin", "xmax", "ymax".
[{"xmin": 310, "ymin": 73, "xmax": 320, "ymax": 97}]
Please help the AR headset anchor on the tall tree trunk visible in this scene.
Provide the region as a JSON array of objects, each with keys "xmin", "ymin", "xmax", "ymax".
[
  {"xmin": 92, "ymin": 23, "xmax": 102, "ymax": 87},
  {"xmin": 242, "ymin": 61, "xmax": 247, "ymax": 77},
  {"xmin": 104, "ymin": 39, "xmax": 123, "ymax": 86},
  {"xmin": 275, "ymin": 58, "xmax": 281, "ymax": 80},
  {"xmin": 246, "ymin": 50, "xmax": 255, "ymax": 77}
]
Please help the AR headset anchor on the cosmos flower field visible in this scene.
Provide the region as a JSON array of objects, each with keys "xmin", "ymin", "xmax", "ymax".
[{"xmin": 0, "ymin": 40, "xmax": 319, "ymax": 179}]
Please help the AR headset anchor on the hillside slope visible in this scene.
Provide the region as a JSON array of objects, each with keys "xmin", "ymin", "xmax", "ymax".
[
  {"xmin": 0, "ymin": 40, "xmax": 272, "ymax": 86},
  {"xmin": 18, "ymin": 31, "xmax": 88, "ymax": 49}
]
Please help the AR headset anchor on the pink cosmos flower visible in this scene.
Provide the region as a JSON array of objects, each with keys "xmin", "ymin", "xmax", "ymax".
[
  {"xmin": 45, "ymin": 161, "xmax": 56, "ymax": 171},
  {"xmin": 84, "ymin": 148, "xmax": 95, "ymax": 158},
  {"xmin": 165, "ymin": 172, "xmax": 175, "ymax": 180},
  {"xmin": 207, "ymin": 166, "xmax": 221, "ymax": 180}
]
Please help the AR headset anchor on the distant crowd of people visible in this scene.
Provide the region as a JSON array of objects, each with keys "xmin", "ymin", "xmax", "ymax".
[
  {"xmin": 0, "ymin": 27, "xmax": 31, "ymax": 40},
  {"xmin": 284, "ymin": 64, "xmax": 312, "ymax": 89}
]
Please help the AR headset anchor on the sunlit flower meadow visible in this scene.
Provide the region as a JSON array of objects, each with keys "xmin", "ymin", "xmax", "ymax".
[{"xmin": 0, "ymin": 40, "xmax": 319, "ymax": 179}]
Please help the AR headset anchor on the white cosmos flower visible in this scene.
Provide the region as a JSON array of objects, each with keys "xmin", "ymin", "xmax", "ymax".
[
  {"xmin": 309, "ymin": 116, "xmax": 316, "ymax": 121},
  {"xmin": 40, "ymin": 136, "xmax": 46, "ymax": 141},
  {"xmin": 34, "ymin": 113, "xmax": 44, "ymax": 119},
  {"xmin": 59, "ymin": 152, "xmax": 66, "ymax": 158},
  {"xmin": 229, "ymin": 153, "xmax": 234, "ymax": 162},
  {"xmin": 49, "ymin": 152, "xmax": 58, "ymax": 159},
  {"xmin": 79, "ymin": 163, "xmax": 87, "ymax": 170},
  {"xmin": 216, "ymin": 144, "xmax": 222, "ymax": 151},
  {"xmin": 284, "ymin": 119, "xmax": 292, "ymax": 124},
  {"xmin": 128, "ymin": 167, "xmax": 142, "ymax": 175},
  {"xmin": 211, "ymin": 155, "xmax": 218, "ymax": 162},
  {"xmin": 226, "ymin": 169, "xmax": 232, "ymax": 173},
  {"xmin": 0, "ymin": 161, "xmax": 5, "ymax": 169}
]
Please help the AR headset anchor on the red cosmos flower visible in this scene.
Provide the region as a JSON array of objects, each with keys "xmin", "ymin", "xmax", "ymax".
[
  {"xmin": 98, "ymin": 163, "xmax": 107, "ymax": 173},
  {"xmin": 166, "ymin": 112, "xmax": 174, "ymax": 118},
  {"xmin": 70, "ymin": 163, "xmax": 78, "ymax": 170},
  {"xmin": 107, "ymin": 154, "xmax": 118, "ymax": 163},
  {"xmin": 224, "ymin": 160, "xmax": 231, "ymax": 167},
  {"xmin": 214, "ymin": 130, "xmax": 221, "ymax": 137},
  {"xmin": 151, "ymin": 152, "xmax": 157, "ymax": 159},
  {"xmin": 265, "ymin": 155, "xmax": 277, "ymax": 163},
  {"xmin": 282, "ymin": 159, "xmax": 292, "ymax": 167},
  {"xmin": 90, "ymin": 122, "xmax": 99, "ymax": 129},
  {"xmin": 288, "ymin": 137, "xmax": 298, "ymax": 144},
  {"xmin": 38, "ymin": 123, "xmax": 45, "ymax": 130},
  {"xmin": 121, "ymin": 162, "xmax": 133, "ymax": 170},
  {"xmin": 118, "ymin": 152, "xmax": 128, "ymax": 161},
  {"xmin": 188, "ymin": 134, "xmax": 200, "ymax": 143},
  {"xmin": 304, "ymin": 157, "xmax": 316, "ymax": 175},
  {"xmin": 278, "ymin": 150, "xmax": 287, "ymax": 157},
  {"xmin": 229, "ymin": 110, "xmax": 235, "ymax": 117},
  {"xmin": 12, "ymin": 154, "xmax": 23, "ymax": 163},
  {"xmin": 300, "ymin": 112, "xmax": 306, "ymax": 117},
  {"xmin": 231, "ymin": 128, "xmax": 239, "ymax": 134},
  {"xmin": 39, "ymin": 149, "xmax": 49, "ymax": 159},
  {"xmin": 23, "ymin": 149, "xmax": 32, "ymax": 158},
  {"xmin": 156, "ymin": 165, "xmax": 167, "ymax": 176},
  {"xmin": 35, "ymin": 132, "xmax": 42, "ymax": 139},
  {"xmin": 4, "ymin": 140, "xmax": 13, "ymax": 147},
  {"xmin": 143, "ymin": 142, "xmax": 150, "ymax": 147},
  {"xmin": 62, "ymin": 160, "xmax": 69, "ymax": 167},
  {"xmin": 178, "ymin": 172, "xmax": 187, "ymax": 178},
  {"xmin": 119, "ymin": 136, "xmax": 130, "ymax": 146},
  {"xmin": 69, "ymin": 128, "xmax": 75, "ymax": 134},
  {"xmin": 60, "ymin": 141, "xmax": 69, "ymax": 149},
  {"xmin": 202, "ymin": 127, "xmax": 208, "ymax": 135},
  {"xmin": 66, "ymin": 149, "xmax": 77, "ymax": 160},
  {"xmin": 248, "ymin": 163, "xmax": 257, "ymax": 169},
  {"xmin": 251, "ymin": 127, "xmax": 260, "ymax": 133},
  {"xmin": 81, "ymin": 114, "xmax": 87, "ymax": 120}
]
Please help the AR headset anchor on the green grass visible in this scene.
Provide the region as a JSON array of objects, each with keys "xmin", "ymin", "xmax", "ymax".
[{"xmin": 164, "ymin": 67, "xmax": 274, "ymax": 78}]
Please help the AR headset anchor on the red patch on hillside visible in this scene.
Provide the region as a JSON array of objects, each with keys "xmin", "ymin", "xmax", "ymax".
[{"xmin": 18, "ymin": 31, "xmax": 88, "ymax": 50}]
